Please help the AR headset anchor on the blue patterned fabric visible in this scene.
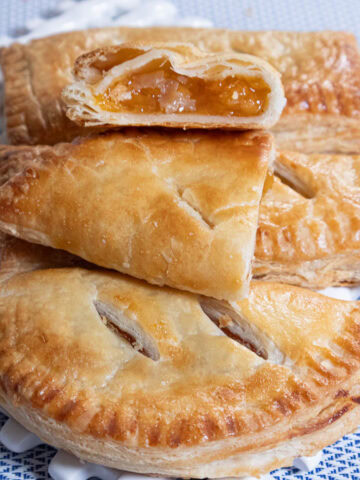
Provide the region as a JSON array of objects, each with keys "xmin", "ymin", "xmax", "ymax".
[
  {"xmin": 0, "ymin": 413, "xmax": 55, "ymax": 480},
  {"xmin": 0, "ymin": 1, "xmax": 360, "ymax": 478}
]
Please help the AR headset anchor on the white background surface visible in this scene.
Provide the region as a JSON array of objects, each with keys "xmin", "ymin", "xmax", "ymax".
[{"xmin": 0, "ymin": 0, "xmax": 360, "ymax": 40}]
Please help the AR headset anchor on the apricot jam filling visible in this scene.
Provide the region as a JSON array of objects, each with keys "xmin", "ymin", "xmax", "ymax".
[{"xmin": 94, "ymin": 59, "xmax": 271, "ymax": 117}]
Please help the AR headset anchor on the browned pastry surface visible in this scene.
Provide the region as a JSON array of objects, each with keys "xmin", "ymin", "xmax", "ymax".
[
  {"xmin": 0, "ymin": 231, "xmax": 90, "ymax": 281},
  {"xmin": 1, "ymin": 28, "xmax": 360, "ymax": 151},
  {"xmin": 0, "ymin": 129, "xmax": 273, "ymax": 301},
  {"xmin": 255, "ymin": 150, "xmax": 360, "ymax": 287},
  {"xmin": 1, "ymin": 232, "xmax": 360, "ymax": 477},
  {"xmin": 62, "ymin": 42, "xmax": 285, "ymax": 130}
]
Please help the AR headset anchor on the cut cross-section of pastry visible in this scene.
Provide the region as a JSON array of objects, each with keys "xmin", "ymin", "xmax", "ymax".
[
  {"xmin": 0, "ymin": 129, "xmax": 274, "ymax": 301},
  {"xmin": 1, "ymin": 233, "xmax": 360, "ymax": 478},
  {"xmin": 62, "ymin": 43, "xmax": 285, "ymax": 130},
  {"xmin": 255, "ymin": 150, "xmax": 360, "ymax": 287}
]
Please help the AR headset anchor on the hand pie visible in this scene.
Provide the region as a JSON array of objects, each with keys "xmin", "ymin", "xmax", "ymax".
[
  {"xmin": 62, "ymin": 43, "xmax": 285, "ymax": 130},
  {"xmin": 255, "ymin": 150, "xmax": 360, "ymax": 287},
  {"xmin": 1, "ymin": 233, "xmax": 360, "ymax": 478},
  {"xmin": 2, "ymin": 28, "xmax": 359, "ymax": 151},
  {"xmin": 0, "ymin": 129, "xmax": 273, "ymax": 301}
]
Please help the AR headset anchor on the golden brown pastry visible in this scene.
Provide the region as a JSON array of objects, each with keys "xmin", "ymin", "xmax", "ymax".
[
  {"xmin": 0, "ymin": 232, "xmax": 90, "ymax": 281},
  {"xmin": 255, "ymin": 150, "xmax": 360, "ymax": 287},
  {"xmin": 1, "ymin": 232, "xmax": 360, "ymax": 478},
  {"xmin": 0, "ymin": 129, "xmax": 273, "ymax": 301},
  {"xmin": 2, "ymin": 28, "xmax": 360, "ymax": 151},
  {"xmin": 62, "ymin": 43, "xmax": 285, "ymax": 130}
]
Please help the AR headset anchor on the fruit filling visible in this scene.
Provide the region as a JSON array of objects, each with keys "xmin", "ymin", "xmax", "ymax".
[{"xmin": 94, "ymin": 59, "xmax": 271, "ymax": 117}]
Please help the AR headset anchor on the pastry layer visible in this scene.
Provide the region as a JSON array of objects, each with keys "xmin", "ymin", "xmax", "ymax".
[
  {"xmin": 255, "ymin": 150, "xmax": 360, "ymax": 287},
  {"xmin": 0, "ymin": 129, "xmax": 273, "ymax": 301},
  {"xmin": 1, "ymin": 28, "xmax": 360, "ymax": 151},
  {"xmin": 1, "ymin": 232, "xmax": 360, "ymax": 477},
  {"xmin": 62, "ymin": 43, "xmax": 284, "ymax": 129}
]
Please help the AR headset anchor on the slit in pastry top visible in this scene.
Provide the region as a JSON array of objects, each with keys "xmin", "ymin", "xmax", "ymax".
[{"xmin": 63, "ymin": 43, "xmax": 286, "ymax": 130}]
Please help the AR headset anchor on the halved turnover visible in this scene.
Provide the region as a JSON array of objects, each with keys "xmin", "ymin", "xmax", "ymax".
[
  {"xmin": 62, "ymin": 43, "xmax": 285, "ymax": 129},
  {"xmin": 0, "ymin": 129, "xmax": 274, "ymax": 301}
]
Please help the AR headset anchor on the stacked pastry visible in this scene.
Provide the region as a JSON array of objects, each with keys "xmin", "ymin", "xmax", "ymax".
[{"xmin": 0, "ymin": 27, "xmax": 360, "ymax": 479}]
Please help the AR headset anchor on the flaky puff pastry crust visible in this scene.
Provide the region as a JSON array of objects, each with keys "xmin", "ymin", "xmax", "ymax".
[
  {"xmin": 62, "ymin": 43, "xmax": 285, "ymax": 130},
  {"xmin": 1, "ymin": 233, "xmax": 360, "ymax": 477},
  {"xmin": 1, "ymin": 28, "xmax": 360, "ymax": 151},
  {"xmin": 0, "ymin": 129, "xmax": 274, "ymax": 301},
  {"xmin": 255, "ymin": 150, "xmax": 360, "ymax": 288}
]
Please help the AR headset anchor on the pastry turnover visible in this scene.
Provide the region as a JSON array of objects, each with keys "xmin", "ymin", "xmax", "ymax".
[
  {"xmin": 1, "ymin": 28, "xmax": 360, "ymax": 151},
  {"xmin": 62, "ymin": 43, "xmax": 285, "ymax": 130},
  {"xmin": 0, "ymin": 129, "xmax": 273, "ymax": 301},
  {"xmin": 1, "ymin": 232, "xmax": 360, "ymax": 478},
  {"xmin": 255, "ymin": 150, "xmax": 360, "ymax": 287}
]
